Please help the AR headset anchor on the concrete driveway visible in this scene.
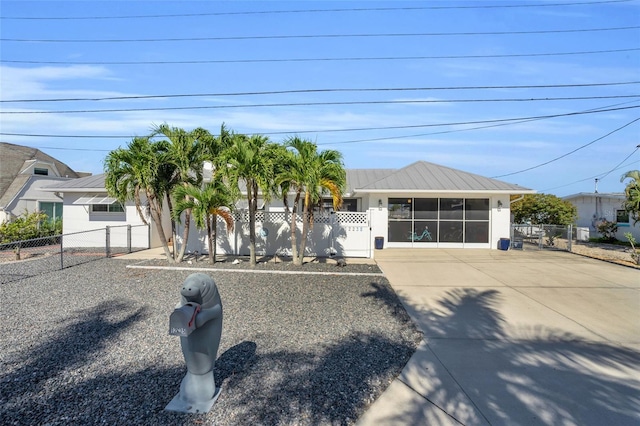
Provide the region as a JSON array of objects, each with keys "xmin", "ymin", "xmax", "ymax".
[{"xmin": 357, "ymin": 249, "xmax": 640, "ymax": 426}]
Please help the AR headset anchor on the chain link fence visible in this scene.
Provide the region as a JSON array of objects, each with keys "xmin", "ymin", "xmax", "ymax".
[
  {"xmin": 511, "ymin": 224, "xmax": 574, "ymax": 251},
  {"xmin": 0, "ymin": 224, "xmax": 149, "ymax": 284}
]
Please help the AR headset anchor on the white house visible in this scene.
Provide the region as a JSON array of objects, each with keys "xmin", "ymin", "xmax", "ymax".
[
  {"xmin": 179, "ymin": 161, "xmax": 535, "ymax": 257},
  {"xmin": 41, "ymin": 174, "xmax": 169, "ymax": 249},
  {"xmin": 563, "ymin": 192, "xmax": 640, "ymax": 241},
  {"xmin": 43, "ymin": 161, "xmax": 534, "ymax": 257}
]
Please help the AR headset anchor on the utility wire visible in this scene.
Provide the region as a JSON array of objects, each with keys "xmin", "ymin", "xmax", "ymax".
[
  {"xmin": 3, "ymin": 104, "xmax": 638, "ymax": 141},
  {"xmin": 317, "ymin": 102, "xmax": 640, "ymax": 145},
  {"xmin": 3, "ymin": 26, "xmax": 638, "ymax": 43},
  {"xmin": 597, "ymin": 145, "xmax": 640, "ymax": 181},
  {"xmin": 4, "ymin": 81, "xmax": 638, "ymax": 104},
  {"xmin": 1, "ymin": 1, "xmax": 631, "ymax": 20},
  {"xmin": 491, "ymin": 117, "xmax": 640, "ymax": 178},
  {"xmin": 3, "ymin": 95, "xmax": 639, "ymax": 114},
  {"xmin": 5, "ymin": 47, "xmax": 638, "ymax": 66},
  {"xmin": 541, "ymin": 158, "xmax": 640, "ymax": 191}
]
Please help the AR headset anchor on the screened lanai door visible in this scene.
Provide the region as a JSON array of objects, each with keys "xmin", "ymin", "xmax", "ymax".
[{"xmin": 387, "ymin": 197, "xmax": 490, "ymax": 247}]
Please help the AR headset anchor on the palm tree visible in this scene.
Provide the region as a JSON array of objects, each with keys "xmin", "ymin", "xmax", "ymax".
[
  {"xmin": 278, "ymin": 137, "xmax": 346, "ymax": 265},
  {"xmin": 222, "ymin": 133, "xmax": 277, "ymax": 266},
  {"xmin": 151, "ymin": 123, "xmax": 208, "ymax": 263},
  {"xmin": 621, "ymin": 170, "xmax": 640, "ymax": 224},
  {"xmin": 104, "ymin": 136, "xmax": 175, "ymax": 262},
  {"xmin": 172, "ymin": 177, "xmax": 235, "ymax": 264}
]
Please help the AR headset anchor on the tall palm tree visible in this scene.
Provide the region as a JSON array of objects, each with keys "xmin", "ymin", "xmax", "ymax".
[
  {"xmin": 278, "ymin": 137, "xmax": 346, "ymax": 265},
  {"xmin": 104, "ymin": 136, "xmax": 175, "ymax": 262},
  {"xmin": 151, "ymin": 123, "xmax": 208, "ymax": 263},
  {"xmin": 621, "ymin": 170, "xmax": 640, "ymax": 224},
  {"xmin": 172, "ymin": 177, "xmax": 235, "ymax": 264},
  {"xmin": 222, "ymin": 133, "xmax": 277, "ymax": 266}
]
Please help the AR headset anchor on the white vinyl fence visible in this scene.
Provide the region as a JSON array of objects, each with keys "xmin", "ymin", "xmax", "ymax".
[{"xmin": 179, "ymin": 211, "xmax": 371, "ymax": 258}]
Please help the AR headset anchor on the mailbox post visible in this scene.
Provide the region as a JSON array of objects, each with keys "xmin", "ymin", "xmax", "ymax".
[{"xmin": 165, "ymin": 273, "xmax": 223, "ymax": 413}]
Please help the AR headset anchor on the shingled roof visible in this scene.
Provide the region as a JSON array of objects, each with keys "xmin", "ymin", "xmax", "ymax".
[{"xmin": 0, "ymin": 142, "xmax": 81, "ymax": 205}]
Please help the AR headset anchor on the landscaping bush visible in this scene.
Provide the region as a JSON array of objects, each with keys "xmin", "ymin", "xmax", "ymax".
[{"xmin": 0, "ymin": 211, "xmax": 62, "ymax": 245}]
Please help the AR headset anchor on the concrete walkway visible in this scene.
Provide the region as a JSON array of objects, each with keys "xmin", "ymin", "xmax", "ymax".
[{"xmin": 357, "ymin": 249, "xmax": 640, "ymax": 426}]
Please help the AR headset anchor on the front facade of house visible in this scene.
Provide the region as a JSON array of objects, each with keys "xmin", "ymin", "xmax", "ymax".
[
  {"xmin": 563, "ymin": 192, "xmax": 640, "ymax": 241},
  {"xmin": 179, "ymin": 161, "xmax": 534, "ymax": 257},
  {"xmin": 42, "ymin": 174, "xmax": 165, "ymax": 249},
  {"xmin": 45, "ymin": 161, "xmax": 533, "ymax": 257}
]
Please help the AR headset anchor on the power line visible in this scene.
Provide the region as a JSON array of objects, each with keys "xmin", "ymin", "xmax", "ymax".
[
  {"xmin": 2, "ymin": 1, "xmax": 631, "ymax": 20},
  {"xmin": 4, "ymin": 81, "xmax": 638, "ymax": 104},
  {"xmin": 541, "ymin": 158, "xmax": 640, "ymax": 191},
  {"xmin": 597, "ymin": 145, "xmax": 640, "ymax": 181},
  {"xmin": 5, "ymin": 47, "xmax": 639, "ymax": 66},
  {"xmin": 1, "ymin": 1, "xmax": 631, "ymax": 20},
  {"xmin": 3, "ymin": 104, "xmax": 638, "ymax": 140},
  {"xmin": 3, "ymin": 26, "xmax": 638, "ymax": 43},
  {"xmin": 491, "ymin": 117, "xmax": 640, "ymax": 178},
  {"xmin": 4, "ymin": 95, "xmax": 639, "ymax": 114}
]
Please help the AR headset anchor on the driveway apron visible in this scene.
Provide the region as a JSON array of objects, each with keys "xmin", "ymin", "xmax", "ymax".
[{"xmin": 357, "ymin": 249, "xmax": 640, "ymax": 426}]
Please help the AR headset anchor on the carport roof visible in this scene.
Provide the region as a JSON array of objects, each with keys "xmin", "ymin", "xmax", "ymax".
[{"xmin": 352, "ymin": 161, "xmax": 534, "ymax": 194}]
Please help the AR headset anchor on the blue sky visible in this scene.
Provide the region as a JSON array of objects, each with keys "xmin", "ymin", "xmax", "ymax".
[{"xmin": 1, "ymin": 0, "xmax": 639, "ymax": 196}]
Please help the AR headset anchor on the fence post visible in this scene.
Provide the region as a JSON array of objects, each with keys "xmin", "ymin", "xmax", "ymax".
[
  {"xmin": 567, "ymin": 224, "xmax": 572, "ymax": 252},
  {"xmin": 127, "ymin": 225, "xmax": 132, "ymax": 253},
  {"xmin": 106, "ymin": 226, "xmax": 111, "ymax": 258},
  {"xmin": 60, "ymin": 234, "xmax": 64, "ymax": 270}
]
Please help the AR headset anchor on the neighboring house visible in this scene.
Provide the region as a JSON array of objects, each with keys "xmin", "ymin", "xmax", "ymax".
[
  {"xmin": 41, "ymin": 174, "xmax": 169, "ymax": 249},
  {"xmin": 563, "ymin": 192, "xmax": 640, "ymax": 241},
  {"xmin": 43, "ymin": 161, "xmax": 534, "ymax": 257},
  {"xmin": 0, "ymin": 142, "xmax": 86, "ymax": 223}
]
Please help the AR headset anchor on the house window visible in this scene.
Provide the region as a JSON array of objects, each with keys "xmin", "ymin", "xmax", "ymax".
[
  {"xmin": 40, "ymin": 202, "xmax": 63, "ymax": 222},
  {"xmin": 388, "ymin": 197, "xmax": 489, "ymax": 244},
  {"xmin": 34, "ymin": 167, "xmax": 49, "ymax": 176},
  {"xmin": 616, "ymin": 209, "xmax": 629, "ymax": 225},
  {"xmin": 91, "ymin": 203, "xmax": 125, "ymax": 213},
  {"xmin": 320, "ymin": 198, "xmax": 358, "ymax": 211}
]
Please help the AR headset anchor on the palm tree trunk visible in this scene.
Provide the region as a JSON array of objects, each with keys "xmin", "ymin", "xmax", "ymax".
[
  {"xmin": 165, "ymin": 194, "xmax": 176, "ymax": 260},
  {"xmin": 291, "ymin": 191, "xmax": 301, "ymax": 265},
  {"xmin": 248, "ymin": 183, "xmax": 257, "ymax": 266},
  {"xmin": 211, "ymin": 213, "xmax": 218, "ymax": 263},
  {"xmin": 148, "ymin": 194, "xmax": 174, "ymax": 263},
  {"xmin": 298, "ymin": 204, "xmax": 310, "ymax": 265},
  {"xmin": 175, "ymin": 207, "xmax": 191, "ymax": 263},
  {"xmin": 206, "ymin": 214, "xmax": 215, "ymax": 264}
]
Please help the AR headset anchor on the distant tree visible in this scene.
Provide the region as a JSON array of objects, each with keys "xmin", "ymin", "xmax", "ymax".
[
  {"xmin": 620, "ymin": 170, "xmax": 640, "ymax": 225},
  {"xmin": 511, "ymin": 193, "xmax": 577, "ymax": 225},
  {"xmin": 104, "ymin": 136, "xmax": 174, "ymax": 262}
]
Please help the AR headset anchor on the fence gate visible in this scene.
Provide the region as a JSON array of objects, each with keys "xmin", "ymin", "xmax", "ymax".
[{"xmin": 511, "ymin": 224, "xmax": 574, "ymax": 251}]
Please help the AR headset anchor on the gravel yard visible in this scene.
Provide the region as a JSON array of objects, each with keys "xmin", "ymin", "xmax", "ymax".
[{"xmin": 0, "ymin": 257, "xmax": 422, "ymax": 426}]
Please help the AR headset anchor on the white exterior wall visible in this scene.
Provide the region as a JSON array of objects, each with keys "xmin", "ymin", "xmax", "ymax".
[
  {"xmin": 568, "ymin": 195, "xmax": 640, "ymax": 241},
  {"xmin": 62, "ymin": 193, "xmax": 150, "ymax": 248}
]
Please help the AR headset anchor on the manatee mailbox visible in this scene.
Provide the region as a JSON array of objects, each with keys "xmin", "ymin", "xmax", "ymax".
[{"xmin": 165, "ymin": 273, "xmax": 223, "ymax": 414}]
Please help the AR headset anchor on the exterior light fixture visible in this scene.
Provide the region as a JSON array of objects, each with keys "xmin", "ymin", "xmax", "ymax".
[
  {"xmin": 497, "ymin": 200, "xmax": 503, "ymax": 211},
  {"xmin": 378, "ymin": 199, "xmax": 383, "ymax": 210}
]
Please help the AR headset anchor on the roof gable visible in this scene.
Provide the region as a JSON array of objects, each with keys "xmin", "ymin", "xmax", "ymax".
[
  {"xmin": 355, "ymin": 161, "xmax": 532, "ymax": 193},
  {"xmin": 0, "ymin": 142, "xmax": 80, "ymax": 201}
]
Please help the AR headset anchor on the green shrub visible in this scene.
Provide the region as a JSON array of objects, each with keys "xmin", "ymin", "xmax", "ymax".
[
  {"xmin": 596, "ymin": 220, "xmax": 618, "ymax": 243},
  {"xmin": 0, "ymin": 211, "xmax": 61, "ymax": 244}
]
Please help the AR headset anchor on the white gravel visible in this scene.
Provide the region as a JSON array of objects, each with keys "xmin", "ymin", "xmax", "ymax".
[{"xmin": 0, "ymin": 257, "xmax": 422, "ymax": 425}]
